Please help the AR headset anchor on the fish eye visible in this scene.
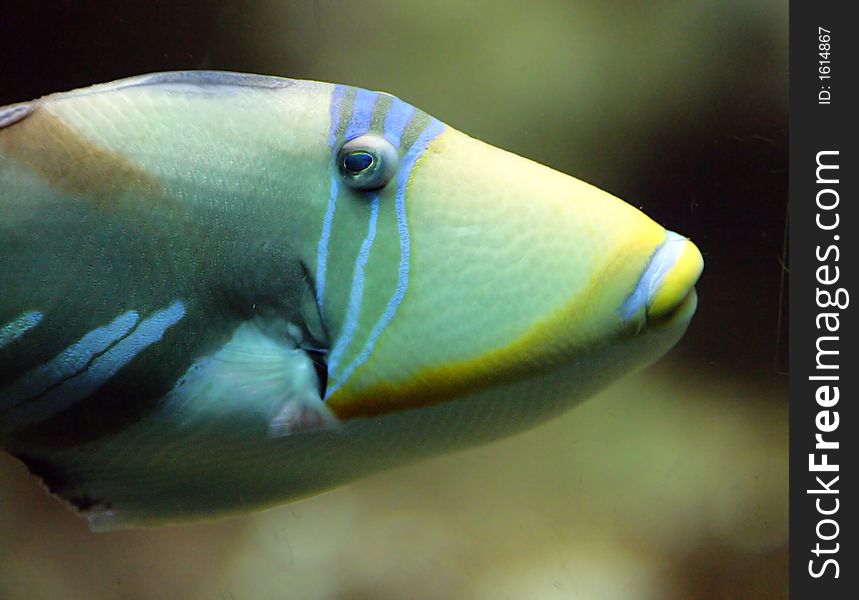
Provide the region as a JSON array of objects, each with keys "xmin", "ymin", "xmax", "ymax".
[{"xmin": 336, "ymin": 134, "xmax": 398, "ymax": 191}]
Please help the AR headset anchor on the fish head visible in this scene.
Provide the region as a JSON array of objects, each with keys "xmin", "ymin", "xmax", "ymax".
[{"xmin": 315, "ymin": 87, "xmax": 703, "ymax": 423}]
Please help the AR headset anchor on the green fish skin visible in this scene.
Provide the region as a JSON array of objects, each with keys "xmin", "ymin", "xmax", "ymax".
[{"xmin": 0, "ymin": 71, "xmax": 702, "ymax": 530}]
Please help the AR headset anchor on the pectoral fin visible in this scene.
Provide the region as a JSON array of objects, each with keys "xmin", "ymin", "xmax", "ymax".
[{"xmin": 166, "ymin": 317, "xmax": 338, "ymax": 437}]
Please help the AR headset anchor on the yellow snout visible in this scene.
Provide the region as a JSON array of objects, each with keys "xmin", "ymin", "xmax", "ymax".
[{"xmin": 327, "ymin": 127, "xmax": 702, "ymax": 419}]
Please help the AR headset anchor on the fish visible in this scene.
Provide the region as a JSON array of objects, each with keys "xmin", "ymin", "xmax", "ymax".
[{"xmin": 0, "ymin": 71, "xmax": 703, "ymax": 530}]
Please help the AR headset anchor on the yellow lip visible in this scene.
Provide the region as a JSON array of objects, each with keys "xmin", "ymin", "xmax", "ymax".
[
  {"xmin": 648, "ymin": 237, "xmax": 703, "ymax": 320},
  {"xmin": 621, "ymin": 231, "xmax": 703, "ymax": 323}
]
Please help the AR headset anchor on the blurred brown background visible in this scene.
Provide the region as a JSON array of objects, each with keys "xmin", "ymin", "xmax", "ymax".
[{"xmin": 1, "ymin": 1, "xmax": 787, "ymax": 598}]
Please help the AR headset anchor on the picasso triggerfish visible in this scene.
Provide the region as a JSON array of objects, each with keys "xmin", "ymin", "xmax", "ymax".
[{"xmin": 0, "ymin": 72, "xmax": 703, "ymax": 529}]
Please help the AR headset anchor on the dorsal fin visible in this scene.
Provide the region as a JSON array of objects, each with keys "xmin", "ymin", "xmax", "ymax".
[{"xmin": 51, "ymin": 71, "xmax": 299, "ymax": 101}]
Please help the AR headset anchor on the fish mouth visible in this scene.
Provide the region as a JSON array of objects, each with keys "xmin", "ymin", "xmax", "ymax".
[{"xmin": 621, "ymin": 231, "xmax": 703, "ymax": 326}]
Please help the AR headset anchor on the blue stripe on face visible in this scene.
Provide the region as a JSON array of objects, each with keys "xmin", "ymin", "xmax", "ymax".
[
  {"xmin": 326, "ymin": 97, "xmax": 416, "ymax": 386},
  {"xmin": 316, "ymin": 87, "xmax": 380, "ymax": 315},
  {"xmin": 383, "ymin": 97, "xmax": 415, "ymax": 144},
  {"xmin": 316, "ymin": 85, "xmax": 347, "ymax": 311},
  {"xmin": 0, "ymin": 310, "xmax": 138, "ymax": 412},
  {"xmin": 343, "ymin": 89, "xmax": 380, "ymax": 140},
  {"xmin": 327, "ymin": 194, "xmax": 380, "ymax": 376},
  {"xmin": 326, "ymin": 117, "xmax": 446, "ymax": 398},
  {"xmin": 0, "ymin": 310, "xmax": 43, "ymax": 351},
  {"xmin": 0, "ymin": 301, "xmax": 185, "ymax": 430}
]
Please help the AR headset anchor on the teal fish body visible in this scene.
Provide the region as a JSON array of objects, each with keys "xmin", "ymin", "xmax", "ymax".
[{"xmin": 0, "ymin": 72, "xmax": 702, "ymax": 529}]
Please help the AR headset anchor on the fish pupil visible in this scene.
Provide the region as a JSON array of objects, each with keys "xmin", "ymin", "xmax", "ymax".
[{"xmin": 344, "ymin": 151, "xmax": 374, "ymax": 173}]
